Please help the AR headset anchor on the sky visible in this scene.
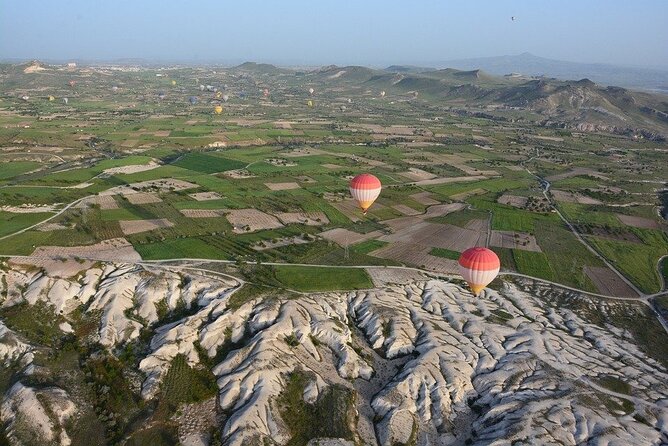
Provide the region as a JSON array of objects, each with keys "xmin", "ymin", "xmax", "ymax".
[{"xmin": 1, "ymin": 0, "xmax": 667, "ymax": 68}]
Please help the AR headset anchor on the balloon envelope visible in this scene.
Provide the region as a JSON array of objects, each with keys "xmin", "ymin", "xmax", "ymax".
[
  {"xmin": 222, "ymin": 94, "xmax": 229, "ymax": 102},
  {"xmin": 307, "ymin": 100, "xmax": 313, "ymax": 107},
  {"xmin": 263, "ymin": 89, "xmax": 269, "ymax": 97},
  {"xmin": 458, "ymin": 247, "xmax": 500, "ymax": 295},
  {"xmin": 214, "ymin": 105, "xmax": 223, "ymax": 114},
  {"xmin": 48, "ymin": 96, "xmax": 55, "ymax": 102},
  {"xmin": 171, "ymin": 80, "xmax": 176, "ymax": 86},
  {"xmin": 189, "ymin": 96, "xmax": 198, "ymax": 104},
  {"xmin": 380, "ymin": 91, "xmax": 386, "ymax": 97},
  {"xmin": 349, "ymin": 173, "xmax": 382, "ymax": 214},
  {"xmin": 309, "ymin": 87, "xmax": 314, "ymax": 95}
]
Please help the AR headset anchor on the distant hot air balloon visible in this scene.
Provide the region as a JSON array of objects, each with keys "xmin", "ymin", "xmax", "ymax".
[
  {"xmin": 171, "ymin": 80, "xmax": 177, "ymax": 86},
  {"xmin": 380, "ymin": 91, "xmax": 386, "ymax": 97},
  {"xmin": 216, "ymin": 91, "xmax": 222, "ymax": 99},
  {"xmin": 458, "ymin": 247, "xmax": 500, "ymax": 296},
  {"xmin": 340, "ymin": 105, "xmax": 347, "ymax": 111},
  {"xmin": 21, "ymin": 95, "xmax": 29, "ymax": 101},
  {"xmin": 307, "ymin": 100, "xmax": 313, "ymax": 107},
  {"xmin": 214, "ymin": 105, "xmax": 223, "ymax": 114},
  {"xmin": 112, "ymin": 86, "xmax": 119, "ymax": 92},
  {"xmin": 348, "ymin": 98, "xmax": 352, "ymax": 103},
  {"xmin": 48, "ymin": 96, "xmax": 55, "ymax": 102},
  {"xmin": 63, "ymin": 97, "xmax": 69, "ymax": 104},
  {"xmin": 158, "ymin": 91, "xmax": 166, "ymax": 100},
  {"xmin": 222, "ymin": 94, "xmax": 229, "ymax": 102},
  {"xmin": 263, "ymin": 88, "xmax": 270, "ymax": 97},
  {"xmin": 189, "ymin": 96, "xmax": 198, "ymax": 105},
  {"xmin": 68, "ymin": 80, "xmax": 76, "ymax": 87},
  {"xmin": 199, "ymin": 85, "xmax": 206, "ymax": 91},
  {"xmin": 349, "ymin": 173, "xmax": 382, "ymax": 215},
  {"xmin": 308, "ymin": 87, "xmax": 314, "ymax": 95}
]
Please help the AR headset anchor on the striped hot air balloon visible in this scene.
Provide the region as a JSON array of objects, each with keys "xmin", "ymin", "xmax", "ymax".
[
  {"xmin": 458, "ymin": 247, "xmax": 500, "ymax": 296},
  {"xmin": 349, "ymin": 173, "xmax": 381, "ymax": 215}
]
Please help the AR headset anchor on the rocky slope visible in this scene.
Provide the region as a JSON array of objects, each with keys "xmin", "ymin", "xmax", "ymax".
[{"xmin": 0, "ymin": 259, "xmax": 667, "ymax": 445}]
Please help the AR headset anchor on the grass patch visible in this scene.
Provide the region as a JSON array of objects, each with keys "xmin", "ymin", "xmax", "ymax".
[
  {"xmin": 0, "ymin": 211, "xmax": 51, "ymax": 238},
  {"xmin": 350, "ymin": 239, "xmax": 388, "ymax": 255},
  {"xmin": 429, "ymin": 247, "xmax": 461, "ymax": 260},
  {"xmin": 589, "ymin": 234, "xmax": 667, "ymax": 294},
  {"xmin": 173, "ymin": 153, "xmax": 246, "ymax": 174},
  {"xmin": 273, "ymin": 265, "xmax": 373, "ymax": 292},
  {"xmin": 512, "ymin": 250, "xmax": 555, "ymax": 281},
  {"xmin": 535, "ymin": 222, "xmax": 602, "ymax": 292},
  {"xmin": 428, "ymin": 208, "xmax": 488, "ymax": 227},
  {"xmin": 0, "ymin": 161, "xmax": 41, "ymax": 180}
]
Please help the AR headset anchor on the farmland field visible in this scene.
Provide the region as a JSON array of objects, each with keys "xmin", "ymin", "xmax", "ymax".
[{"xmin": 0, "ymin": 60, "xmax": 664, "ymax": 303}]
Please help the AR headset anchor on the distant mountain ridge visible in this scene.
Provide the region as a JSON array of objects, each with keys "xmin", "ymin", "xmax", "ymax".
[{"xmin": 430, "ymin": 53, "xmax": 668, "ymax": 92}]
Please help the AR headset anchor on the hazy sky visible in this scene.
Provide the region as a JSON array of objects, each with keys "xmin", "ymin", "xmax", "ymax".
[{"xmin": 1, "ymin": 0, "xmax": 667, "ymax": 68}]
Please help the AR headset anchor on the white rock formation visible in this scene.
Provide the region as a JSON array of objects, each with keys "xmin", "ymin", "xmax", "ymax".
[{"xmin": 2, "ymin": 261, "xmax": 667, "ymax": 445}]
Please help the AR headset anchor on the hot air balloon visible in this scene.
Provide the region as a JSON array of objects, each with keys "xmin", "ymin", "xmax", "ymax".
[
  {"xmin": 112, "ymin": 86, "xmax": 119, "ymax": 92},
  {"xmin": 189, "ymin": 96, "xmax": 198, "ymax": 105},
  {"xmin": 308, "ymin": 87, "xmax": 314, "ymax": 95},
  {"xmin": 349, "ymin": 173, "xmax": 382, "ymax": 215},
  {"xmin": 63, "ymin": 97, "xmax": 69, "ymax": 105},
  {"xmin": 214, "ymin": 105, "xmax": 223, "ymax": 114},
  {"xmin": 158, "ymin": 91, "xmax": 166, "ymax": 100},
  {"xmin": 263, "ymin": 88, "xmax": 270, "ymax": 97},
  {"xmin": 68, "ymin": 80, "xmax": 76, "ymax": 87},
  {"xmin": 222, "ymin": 94, "xmax": 229, "ymax": 102},
  {"xmin": 216, "ymin": 91, "xmax": 222, "ymax": 99},
  {"xmin": 171, "ymin": 80, "xmax": 177, "ymax": 86},
  {"xmin": 199, "ymin": 85, "xmax": 206, "ymax": 91},
  {"xmin": 380, "ymin": 91, "xmax": 386, "ymax": 97},
  {"xmin": 48, "ymin": 96, "xmax": 55, "ymax": 102},
  {"xmin": 307, "ymin": 100, "xmax": 313, "ymax": 107},
  {"xmin": 21, "ymin": 95, "xmax": 29, "ymax": 101},
  {"xmin": 458, "ymin": 247, "xmax": 500, "ymax": 296}
]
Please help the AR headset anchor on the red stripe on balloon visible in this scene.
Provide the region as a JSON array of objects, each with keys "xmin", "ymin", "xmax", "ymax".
[
  {"xmin": 350, "ymin": 173, "xmax": 381, "ymax": 190},
  {"xmin": 458, "ymin": 247, "xmax": 500, "ymax": 271}
]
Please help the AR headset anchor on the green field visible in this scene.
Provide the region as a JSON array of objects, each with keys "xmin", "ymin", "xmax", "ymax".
[
  {"xmin": 173, "ymin": 152, "xmax": 247, "ymax": 173},
  {"xmin": 429, "ymin": 247, "xmax": 461, "ymax": 260},
  {"xmin": 273, "ymin": 266, "xmax": 373, "ymax": 292},
  {"xmin": 0, "ymin": 161, "xmax": 41, "ymax": 180},
  {"xmin": 590, "ymin": 237, "xmax": 666, "ymax": 294},
  {"xmin": 0, "ymin": 211, "xmax": 52, "ymax": 238}
]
